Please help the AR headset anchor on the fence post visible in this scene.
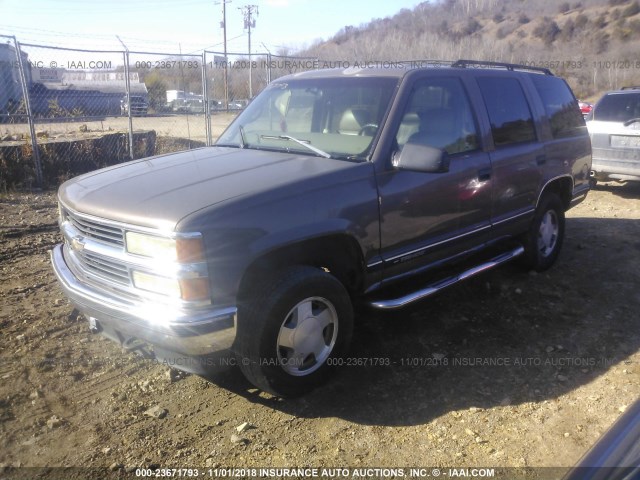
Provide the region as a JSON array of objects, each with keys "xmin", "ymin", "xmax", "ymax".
[
  {"xmin": 266, "ymin": 53, "xmax": 271, "ymax": 84},
  {"xmin": 117, "ymin": 36, "xmax": 134, "ymax": 160},
  {"xmin": 13, "ymin": 37, "xmax": 43, "ymax": 187},
  {"xmin": 202, "ymin": 52, "xmax": 212, "ymax": 146}
]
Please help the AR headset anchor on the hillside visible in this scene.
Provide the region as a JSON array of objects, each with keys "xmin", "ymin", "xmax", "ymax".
[{"xmin": 298, "ymin": 0, "xmax": 640, "ymax": 98}]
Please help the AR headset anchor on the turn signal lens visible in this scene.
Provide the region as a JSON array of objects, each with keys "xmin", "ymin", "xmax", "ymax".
[
  {"xmin": 176, "ymin": 237, "xmax": 205, "ymax": 263},
  {"xmin": 179, "ymin": 277, "xmax": 210, "ymax": 302}
]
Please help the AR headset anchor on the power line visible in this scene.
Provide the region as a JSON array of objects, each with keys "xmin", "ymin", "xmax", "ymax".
[{"xmin": 187, "ymin": 34, "xmax": 245, "ymax": 55}]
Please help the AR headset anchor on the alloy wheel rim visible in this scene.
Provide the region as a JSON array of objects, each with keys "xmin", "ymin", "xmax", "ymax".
[
  {"xmin": 537, "ymin": 210, "xmax": 559, "ymax": 257},
  {"xmin": 276, "ymin": 297, "xmax": 338, "ymax": 376}
]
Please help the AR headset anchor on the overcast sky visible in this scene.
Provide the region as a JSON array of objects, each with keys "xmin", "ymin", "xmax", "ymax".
[{"xmin": 1, "ymin": 0, "xmax": 424, "ymax": 54}]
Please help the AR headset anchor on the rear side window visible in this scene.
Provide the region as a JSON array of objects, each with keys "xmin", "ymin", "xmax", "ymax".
[
  {"xmin": 477, "ymin": 77, "xmax": 536, "ymax": 146},
  {"xmin": 593, "ymin": 92, "xmax": 640, "ymax": 122},
  {"xmin": 530, "ymin": 75, "xmax": 586, "ymax": 138}
]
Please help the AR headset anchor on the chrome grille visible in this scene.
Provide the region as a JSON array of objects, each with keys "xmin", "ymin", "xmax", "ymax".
[
  {"xmin": 65, "ymin": 210, "xmax": 124, "ymax": 247},
  {"xmin": 74, "ymin": 250, "xmax": 131, "ymax": 286}
]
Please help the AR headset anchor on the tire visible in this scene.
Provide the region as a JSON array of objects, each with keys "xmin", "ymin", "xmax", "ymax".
[
  {"xmin": 520, "ymin": 193, "xmax": 565, "ymax": 272},
  {"xmin": 236, "ymin": 266, "xmax": 353, "ymax": 397}
]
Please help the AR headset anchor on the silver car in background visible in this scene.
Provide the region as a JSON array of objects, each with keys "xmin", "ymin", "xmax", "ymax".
[{"xmin": 587, "ymin": 87, "xmax": 640, "ymax": 185}]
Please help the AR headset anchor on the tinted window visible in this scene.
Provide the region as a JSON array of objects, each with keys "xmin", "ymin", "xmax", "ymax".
[
  {"xmin": 396, "ymin": 77, "xmax": 479, "ymax": 155},
  {"xmin": 593, "ymin": 92, "xmax": 640, "ymax": 122},
  {"xmin": 531, "ymin": 75, "xmax": 586, "ymax": 138},
  {"xmin": 477, "ymin": 77, "xmax": 536, "ymax": 146}
]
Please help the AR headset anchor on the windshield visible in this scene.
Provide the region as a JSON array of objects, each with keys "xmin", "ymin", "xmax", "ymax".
[
  {"xmin": 216, "ymin": 76, "xmax": 398, "ymax": 160},
  {"xmin": 593, "ymin": 92, "xmax": 640, "ymax": 122}
]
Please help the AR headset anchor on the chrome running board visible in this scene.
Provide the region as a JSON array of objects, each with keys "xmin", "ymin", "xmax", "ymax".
[{"xmin": 369, "ymin": 246, "xmax": 525, "ymax": 310}]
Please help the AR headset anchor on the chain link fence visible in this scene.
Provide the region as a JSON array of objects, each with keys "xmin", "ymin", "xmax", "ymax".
[
  {"xmin": 1, "ymin": 36, "xmax": 39, "ymax": 190},
  {"xmin": 204, "ymin": 51, "xmax": 320, "ymax": 105},
  {"xmin": 4, "ymin": 33, "xmax": 640, "ymax": 190},
  {"xmin": 0, "ymin": 35, "xmax": 320, "ymax": 189}
]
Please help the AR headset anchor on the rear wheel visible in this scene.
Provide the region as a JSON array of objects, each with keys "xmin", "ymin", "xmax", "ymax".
[
  {"xmin": 521, "ymin": 193, "xmax": 565, "ymax": 271},
  {"xmin": 236, "ymin": 266, "xmax": 353, "ymax": 397}
]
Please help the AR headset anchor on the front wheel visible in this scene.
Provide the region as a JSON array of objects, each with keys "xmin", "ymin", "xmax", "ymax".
[
  {"xmin": 236, "ymin": 266, "xmax": 353, "ymax": 397},
  {"xmin": 520, "ymin": 193, "xmax": 565, "ymax": 271}
]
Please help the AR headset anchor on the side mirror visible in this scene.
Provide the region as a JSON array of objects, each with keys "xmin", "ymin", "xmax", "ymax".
[{"xmin": 392, "ymin": 142, "xmax": 450, "ymax": 173}]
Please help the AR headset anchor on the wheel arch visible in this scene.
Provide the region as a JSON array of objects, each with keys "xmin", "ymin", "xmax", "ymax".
[
  {"xmin": 237, "ymin": 234, "xmax": 366, "ymax": 304},
  {"xmin": 537, "ymin": 175, "xmax": 574, "ymax": 211}
]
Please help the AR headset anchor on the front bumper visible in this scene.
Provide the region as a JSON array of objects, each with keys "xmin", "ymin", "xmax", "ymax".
[{"xmin": 50, "ymin": 244, "xmax": 237, "ymax": 359}]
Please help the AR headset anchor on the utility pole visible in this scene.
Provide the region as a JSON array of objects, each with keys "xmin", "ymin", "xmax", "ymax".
[
  {"xmin": 239, "ymin": 4, "xmax": 258, "ymax": 99},
  {"xmin": 215, "ymin": 0, "xmax": 231, "ymax": 111},
  {"xmin": 261, "ymin": 42, "xmax": 271, "ymax": 84}
]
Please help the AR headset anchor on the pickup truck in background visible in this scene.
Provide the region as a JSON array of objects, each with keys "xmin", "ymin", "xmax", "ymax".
[{"xmin": 51, "ymin": 61, "xmax": 591, "ymax": 397}]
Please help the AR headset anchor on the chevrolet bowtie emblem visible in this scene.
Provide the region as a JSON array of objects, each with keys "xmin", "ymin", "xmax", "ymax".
[{"xmin": 71, "ymin": 235, "xmax": 86, "ymax": 251}]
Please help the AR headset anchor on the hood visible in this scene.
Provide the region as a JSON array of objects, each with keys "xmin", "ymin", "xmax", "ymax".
[{"xmin": 59, "ymin": 146, "xmax": 362, "ymax": 230}]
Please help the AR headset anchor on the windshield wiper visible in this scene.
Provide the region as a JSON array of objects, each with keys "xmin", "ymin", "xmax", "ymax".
[{"xmin": 260, "ymin": 134, "xmax": 331, "ymax": 158}]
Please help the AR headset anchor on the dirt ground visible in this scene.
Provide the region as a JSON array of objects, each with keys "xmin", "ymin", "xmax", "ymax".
[{"xmin": 0, "ymin": 181, "xmax": 639, "ymax": 479}]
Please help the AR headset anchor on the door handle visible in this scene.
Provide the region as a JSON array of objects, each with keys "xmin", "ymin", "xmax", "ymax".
[
  {"xmin": 536, "ymin": 155, "xmax": 547, "ymax": 166},
  {"xmin": 478, "ymin": 168, "xmax": 491, "ymax": 181}
]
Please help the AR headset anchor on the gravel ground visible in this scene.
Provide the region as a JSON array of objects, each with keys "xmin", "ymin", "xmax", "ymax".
[{"xmin": 0, "ymin": 181, "xmax": 639, "ymax": 479}]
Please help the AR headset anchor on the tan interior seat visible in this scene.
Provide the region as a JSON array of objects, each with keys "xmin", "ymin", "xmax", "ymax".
[{"xmin": 338, "ymin": 108, "xmax": 371, "ymax": 135}]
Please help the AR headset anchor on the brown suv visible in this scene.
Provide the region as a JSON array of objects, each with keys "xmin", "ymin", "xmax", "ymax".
[{"xmin": 52, "ymin": 61, "xmax": 592, "ymax": 396}]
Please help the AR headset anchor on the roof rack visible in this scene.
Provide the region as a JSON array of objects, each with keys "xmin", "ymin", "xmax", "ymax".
[
  {"xmin": 451, "ymin": 59, "xmax": 554, "ymax": 76},
  {"xmin": 394, "ymin": 59, "xmax": 456, "ymax": 68},
  {"xmin": 621, "ymin": 86, "xmax": 640, "ymax": 90}
]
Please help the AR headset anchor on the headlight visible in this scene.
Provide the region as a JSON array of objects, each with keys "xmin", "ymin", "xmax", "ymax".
[
  {"xmin": 125, "ymin": 231, "xmax": 205, "ymax": 263},
  {"xmin": 126, "ymin": 231, "xmax": 209, "ymax": 303}
]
